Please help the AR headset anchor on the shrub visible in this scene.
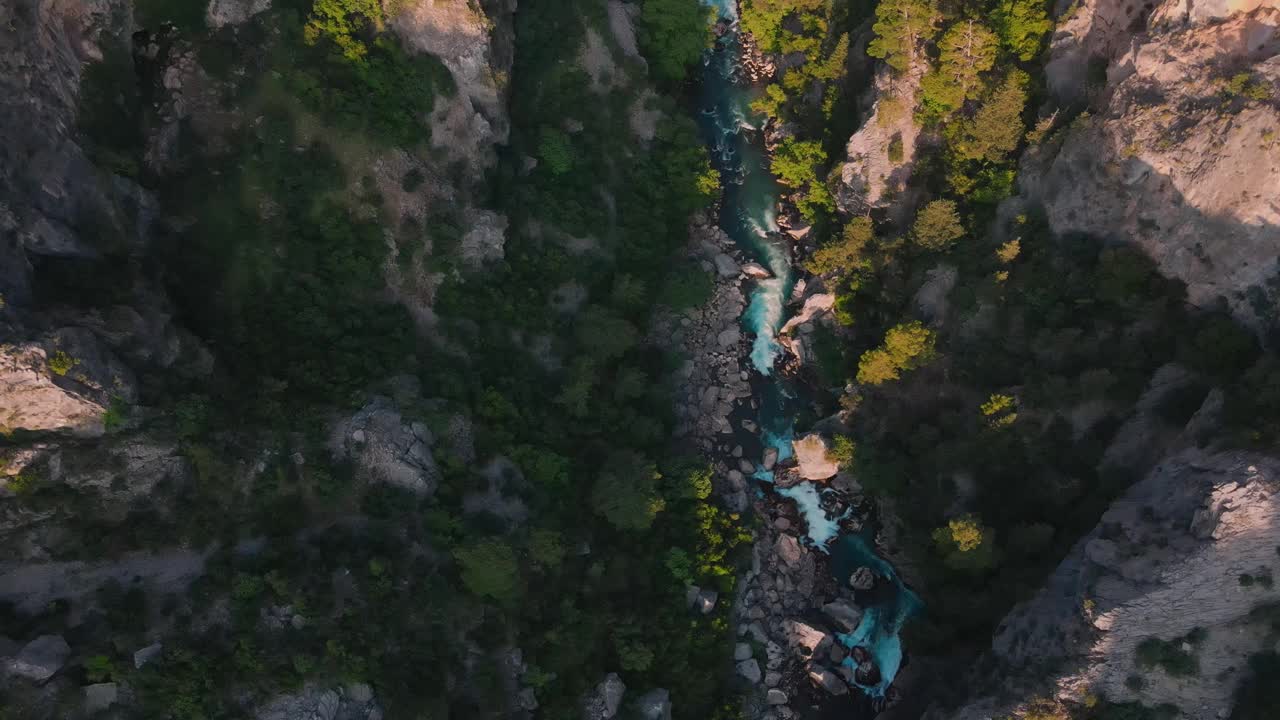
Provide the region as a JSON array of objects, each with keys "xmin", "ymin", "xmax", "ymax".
[
  {"xmin": 1136, "ymin": 635, "xmax": 1199, "ymax": 676},
  {"xmin": 856, "ymin": 321, "xmax": 937, "ymax": 385},
  {"xmin": 48, "ymin": 350, "xmax": 77, "ymax": 376}
]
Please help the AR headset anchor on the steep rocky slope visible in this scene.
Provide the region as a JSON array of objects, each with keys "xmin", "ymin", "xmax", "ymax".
[
  {"xmin": 934, "ymin": 450, "xmax": 1280, "ymax": 720},
  {"xmin": 1016, "ymin": 1, "xmax": 1280, "ymax": 335}
]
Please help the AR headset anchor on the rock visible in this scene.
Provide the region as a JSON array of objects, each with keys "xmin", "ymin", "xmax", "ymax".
[
  {"xmin": 0, "ymin": 329, "xmax": 138, "ymax": 437},
  {"xmin": 792, "ymin": 434, "xmax": 839, "ymax": 480},
  {"xmin": 6, "ymin": 635, "xmax": 70, "ymax": 682},
  {"xmin": 734, "ymin": 642, "xmax": 753, "ymax": 661},
  {"xmin": 848, "ymin": 567, "xmax": 876, "ymax": 591},
  {"xmin": 808, "ymin": 665, "xmax": 848, "ymax": 696},
  {"xmin": 829, "ymin": 643, "xmax": 847, "ymax": 664},
  {"xmin": 134, "ymin": 642, "xmax": 163, "ymax": 669},
  {"xmin": 764, "ymin": 671, "xmax": 782, "ymax": 687},
  {"xmin": 713, "ymin": 253, "xmax": 739, "ymax": 278},
  {"xmin": 84, "ymin": 683, "xmax": 118, "ymax": 712},
  {"xmin": 518, "ymin": 687, "xmax": 539, "ymax": 711},
  {"xmin": 736, "ymin": 658, "xmax": 762, "ymax": 684},
  {"xmin": 1020, "ymin": 6, "xmax": 1280, "ymax": 334},
  {"xmin": 732, "ymin": 445, "xmax": 744, "ymax": 458},
  {"xmin": 766, "ymin": 689, "xmax": 789, "ymax": 705},
  {"xmin": 717, "ymin": 327, "xmax": 741, "ymax": 347},
  {"xmin": 854, "ymin": 659, "xmax": 880, "ymax": 686},
  {"xmin": 254, "ymin": 686, "xmax": 343, "ymax": 720},
  {"xmin": 694, "ymin": 588, "xmax": 718, "ymax": 614},
  {"xmin": 742, "ymin": 419, "xmax": 758, "ymax": 433},
  {"xmin": 742, "ymin": 262, "xmax": 773, "ymax": 279},
  {"xmin": 775, "ymin": 533, "xmax": 803, "ymax": 567},
  {"xmin": 329, "ymin": 396, "xmax": 439, "ymax": 496},
  {"xmin": 773, "ymin": 517, "xmax": 791, "ymax": 531},
  {"xmin": 636, "ymin": 688, "xmax": 672, "ymax": 720},
  {"xmin": 345, "ymin": 683, "xmax": 373, "ymax": 704},
  {"xmin": 762, "ymin": 447, "xmax": 778, "ymax": 471},
  {"xmin": 822, "ymin": 599, "xmax": 864, "ymax": 633},
  {"xmin": 837, "ymin": 64, "xmax": 924, "ymax": 221},
  {"xmin": 206, "ymin": 0, "xmax": 272, "ymax": 28},
  {"xmin": 738, "ymin": 459, "xmax": 755, "ymax": 474},
  {"xmin": 582, "ymin": 673, "xmax": 626, "ymax": 720},
  {"xmin": 783, "ymin": 619, "xmax": 833, "ymax": 660}
]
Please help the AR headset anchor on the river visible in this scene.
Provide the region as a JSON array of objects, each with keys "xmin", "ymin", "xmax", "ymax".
[{"xmin": 694, "ymin": 0, "xmax": 923, "ymax": 707}]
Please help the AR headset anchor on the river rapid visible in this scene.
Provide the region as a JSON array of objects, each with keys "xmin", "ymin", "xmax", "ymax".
[{"xmin": 694, "ymin": 0, "xmax": 923, "ymax": 708}]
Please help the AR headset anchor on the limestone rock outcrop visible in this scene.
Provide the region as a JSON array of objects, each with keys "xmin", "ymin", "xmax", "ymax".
[
  {"xmin": 933, "ymin": 450, "xmax": 1280, "ymax": 720},
  {"xmin": 0, "ymin": 329, "xmax": 137, "ymax": 437},
  {"xmin": 1018, "ymin": 3, "xmax": 1280, "ymax": 333},
  {"xmin": 837, "ymin": 61, "xmax": 925, "ymax": 222}
]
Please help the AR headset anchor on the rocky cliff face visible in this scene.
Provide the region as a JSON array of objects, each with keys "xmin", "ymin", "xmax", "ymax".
[
  {"xmin": 934, "ymin": 450, "xmax": 1280, "ymax": 720},
  {"xmin": 1018, "ymin": 1, "xmax": 1280, "ymax": 335}
]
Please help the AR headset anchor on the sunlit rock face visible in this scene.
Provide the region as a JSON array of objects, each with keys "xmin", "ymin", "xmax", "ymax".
[
  {"xmin": 1018, "ymin": 4, "xmax": 1280, "ymax": 334},
  {"xmin": 933, "ymin": 450, "xmax": 1280, "ymax": 720}
]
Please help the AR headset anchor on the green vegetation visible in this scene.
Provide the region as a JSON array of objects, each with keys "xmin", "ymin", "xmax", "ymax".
[
  {"xmin": 1136, "ymin": 630, "xmax": 1205, "ymax": 676},
  {"xmin": 991, "ymin": 0, "xmax": 1052, "ymax": 61},
  {"xmin": 912, "ymin": 199, "xmax": 965, "ymax": 251},
  {"xmin": 772, "ymin": 138, "xmax": 834, "ymax": 220},
  {"xmin": 1232, "ymin": 651, "xmax": 1280, "ymax": 719},
  {"xmin": 453, "ymin": 538, "xmax": 521, "ymax": 602},
  {"xmin": 856, "ymin": 321, "xmax": 937, "ymax": 385},
  {"xmin": 639, "ymin": 0, "xmax": 713, "ymax": 83},
  {"xmin": 867, "ymin": 0, "xmax": 941, "ymax": 72},
  {"xmin": 920, "ymin": 20, "xmax": 998, "ymax": 117},
  {"xmin": 47, "ymin": 350, "xmax": 77, "ymax": 377}
]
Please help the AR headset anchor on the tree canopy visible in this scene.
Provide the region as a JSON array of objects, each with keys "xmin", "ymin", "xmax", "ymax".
[
  {"xmin": 856, "ymin": 321, "xmax": 937, "ymax": 385},
  {"xmin": 639, "ymin": 0, "xmax": 712, "ymax": 83},
  {"xmin": 867, "ymin": 0, "xmax": 941, "ymax": 72},
  {"xmin": 591, "ymin": 451, "xmax": 667, "ymax": 530},
  {"xmin": 912, "ymin": 199, "xmax": 965, "ymax": 251}
]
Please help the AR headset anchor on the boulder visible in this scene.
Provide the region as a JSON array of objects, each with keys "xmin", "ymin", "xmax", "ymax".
[
  {"xmin": 329, "ymin": 396, "xmax": 439, "ymax": 496},
  {"xmin": 717, "ymin": 327, "xmax": 741, "ymax": 347},
  {"xmin": 808, "ymin": 665, "xmax": 848, "ymax": 696},
  {"xmin": 848, "ymin": 567, "xmax": 876, "ymax": 591},
  {"xmin": 635, "ymin": 688, "xmax": 672, "ymax": 720},
  {"xmin": 133, "ymin": 642, "xmax": 163, "ymax": 669},
  {"xmin": 792, "ymin": 434, "xmax": 839, "ymax": 480},
  {"xmin": 734, "ymin": 642, "xmax": 753, "ymax": 661},
  {"xmin": 774, "ymin": 534, "xmax": 803, "ymax": 567},
  {"xmin": 6, "ymin": 635, "xmax": 70, "ymax": 682},
  {"xmin": 742, "ymin": 262, "xmax": 772, "ymax": 279},
  {"xmin": 783, "ymin": 619, "xmax": 833, "ymax": 660},
  {"xmin": 84, "ymin": 683, "xmax": 119, "ymax": 712},
  {"xmin": 693, "ymin": 588, "xmax": 718, "ymax": 614},
  {"xmin": 206, "ymin": 0, "xmax": 272, "ymax": 28},
  {"xmin": 766, "ymin": 688, "xmax": 789, "ymax": 705},
  {"xmin": 854, "ymin": 658, "xmax": 880, "ymax": 686},
  {"xmin": 736, "ymin": 658, "xmax": 762, "ymax": 684},
  {"xmin": 762, "ymin": 447, "xmax": 778, "ymax": 471},
  {"xmin": 582, "ymin": 673, "xmax": 626, "ymax": 720},
  {"xmin": 822, "ymin": 599, "xmax": 864, "ymax": 633},
  {"xmin": 713, "ymin": 253, "xmax": 739, "ymax": 278}
]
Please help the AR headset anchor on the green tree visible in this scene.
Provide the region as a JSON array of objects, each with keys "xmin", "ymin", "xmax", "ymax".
[
  {"xmin": 305, "ymin": 0, "xmax": 385, "ymax": 63},
  {"xmin": 912, "ymin": 199, "xmax": 964, "ymax": 251},
  {"xmin": 856, "ymin": 321, "xmax": 937, "ymax": 385},
  {"xmin": 867, "ymin": 0, "xmax": 941, "ymax": 72},
  {"xmin": 538, "ymin": 127, "xmax": 574, "ymax": 175},
  {"xmin": 639, "ymin": 0, "xmax": 712, "ymax": 82},
  {"xmin": 454, "ymin": 539, "xmax": 520, "ymax": 602},
  {"xmin": 591, "ymin": 451, "xmax": 666, "ymax": 530},
  {"xmin": 575, "ymin": 306, "xmax": 639, "ymax": 361},
  {"xmin": 919, "ymin": 20, "xmax": 998, "ymax": 116},
  {"xmin": 991, "ymin": 0, "xmax": 1052, "ymax": 62},
  {"xmin": 931, "ymin": 515, "xmax": 996, "ymax": 571},
  {"xmin": 949, "ymin": 70, "xmax": 1030, "ymax": 163},
  {"xmin": 527, "ymin": 529, "xmax": 566, "ymax": 570},
  {"xmin": 805, "ymin": 217, "xmax": 874, "ymax": 277}
]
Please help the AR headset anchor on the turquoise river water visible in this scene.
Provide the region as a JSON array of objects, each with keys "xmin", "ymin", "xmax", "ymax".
[{"xmin": 694, "ymin": 0, "xmax": 923, "ymax": 705}]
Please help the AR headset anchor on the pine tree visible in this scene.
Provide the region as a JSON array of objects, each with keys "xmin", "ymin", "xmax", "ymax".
[
  {"xmin": 867, "ymin": 0, "xmax": 941, "ymax": 73},
  {"xmin": 992, "ymin": 0, "xmax": 1053, "ymax": 62},
  {"xmin": 920, "ymin": 20, "xmax": 998, "ymax": 115}
]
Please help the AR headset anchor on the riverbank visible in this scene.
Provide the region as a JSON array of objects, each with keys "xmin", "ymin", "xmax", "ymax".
[{"xmin": 651, "ymin": 6, "xmax": 921, "ymax": 716}]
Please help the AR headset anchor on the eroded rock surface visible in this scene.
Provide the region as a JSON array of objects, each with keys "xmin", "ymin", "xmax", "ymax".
[{"xmin": 935, "ymin": 450, "xmax": 1280, "ymax": 720}]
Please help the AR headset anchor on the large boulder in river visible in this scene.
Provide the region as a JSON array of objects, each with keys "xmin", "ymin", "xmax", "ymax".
[{"xmin": 792, "ymin": 434, "xmax": 840, "ymax": 480}]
